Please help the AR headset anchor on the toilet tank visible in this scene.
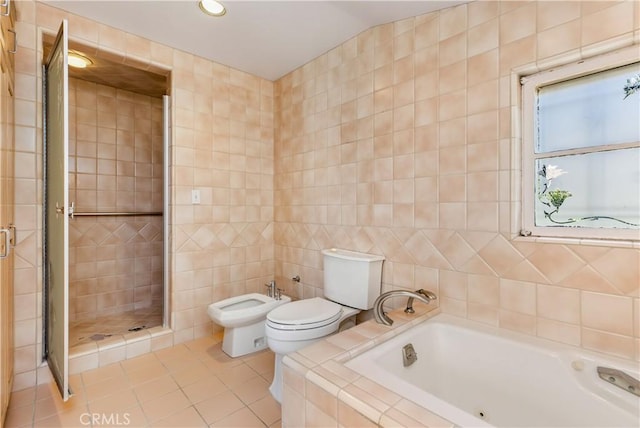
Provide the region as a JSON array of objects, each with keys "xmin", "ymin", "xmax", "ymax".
[{"xmin": 322, "ymin": 248, "xmax": 385, "ymax": 310}]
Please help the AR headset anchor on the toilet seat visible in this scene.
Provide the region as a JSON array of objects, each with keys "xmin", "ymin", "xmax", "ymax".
[{"xmin": 266, "ymin": 297, "xmax": 342, "ymax": 331}]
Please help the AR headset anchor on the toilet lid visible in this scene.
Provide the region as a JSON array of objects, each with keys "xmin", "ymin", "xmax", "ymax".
[{"xmin": 266, "ymin": 297, "xmax": 342, "ymax": 329}]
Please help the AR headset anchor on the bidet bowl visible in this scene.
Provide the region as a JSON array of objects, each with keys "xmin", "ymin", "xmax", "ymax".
[{"xmin": 208, "ymin": 293, "xmax": 291, "ymax": 328}]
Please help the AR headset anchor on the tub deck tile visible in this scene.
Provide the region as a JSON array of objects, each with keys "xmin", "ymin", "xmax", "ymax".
[
  {"xmin": 297, "ymin": 340, "xmax": 345, "ymax": 364},
  {"xmin": 339, "ymin": 383, "xmax": 392, "ymax": 422},
  {"xmin": 305, "ymin": 369, "xmax": 341, "ymax": 397},
  {"xmin": 315, "ymin": 360, "xmax": 360, "ymax": 388},
  {"xmin": 325, "ymin": 328, "xmax": 369, "ymax": 351}
]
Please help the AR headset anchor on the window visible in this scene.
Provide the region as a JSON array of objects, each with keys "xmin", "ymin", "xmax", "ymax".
[{"xmin": 521, "ymin": 47, "xmax": 640, "ymax": 241}]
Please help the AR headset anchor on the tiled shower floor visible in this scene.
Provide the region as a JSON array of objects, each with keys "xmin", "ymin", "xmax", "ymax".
[{"xmin": 69, "ymin": 307, "xmax": 164, "ymax": 348}]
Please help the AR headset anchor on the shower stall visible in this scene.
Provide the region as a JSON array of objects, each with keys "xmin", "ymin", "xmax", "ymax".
[
  {"xmin": 43, "ymin": 21, "xmax": 170, "ymax": 399},
  {"xmin": 66, "ymin": 78, "xmax": 166, "ymax": 347}
]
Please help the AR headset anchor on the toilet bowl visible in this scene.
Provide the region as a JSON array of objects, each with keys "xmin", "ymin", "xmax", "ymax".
[
  {"xmin": 208, "ymin": 293, "xmax": 291, "ymax": 357},
  {"xmin": 265, "ymin": 297, "xmax": 358, "ymax": 402},
  {"xmin": 265, "ymin": 248, "xmax": 385, "ymax": 402}
]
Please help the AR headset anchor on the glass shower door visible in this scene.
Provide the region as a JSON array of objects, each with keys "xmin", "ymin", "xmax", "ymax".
[{"xmin": 44, "ymin": 20, "xmax": 70, "ymax": 401}]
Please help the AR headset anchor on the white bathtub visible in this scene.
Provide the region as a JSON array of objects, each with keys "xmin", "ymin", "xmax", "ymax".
[{"xmin": 346, "ymin": 314, "xmax": 640, "ymax": 427}]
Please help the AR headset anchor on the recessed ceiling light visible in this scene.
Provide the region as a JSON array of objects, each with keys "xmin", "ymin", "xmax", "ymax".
[
  {"xmin": 199, "ymin": 0, "xmax": 226, "ymax": 16},
  {"xmin": 68, "ymin": 52, "xmax": 92, "ymax": 69}
]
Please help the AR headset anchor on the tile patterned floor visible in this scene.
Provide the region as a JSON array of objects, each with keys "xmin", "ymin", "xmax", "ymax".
[
  {"xmin": 70, "ymin": 307, "xmax": 164, "ymax": 348},
  {"xmin": 5, "ymin": 335, "xmax": 282, "ymax": 427}
]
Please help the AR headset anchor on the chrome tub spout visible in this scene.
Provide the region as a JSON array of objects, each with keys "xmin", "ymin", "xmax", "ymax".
[
  {"xmin": 373, "ymin": 289, "xmax": 437, "ymax": 326},
  {"xmin": 405, "ymin": 289, "xmax": 437, "ymax": 314}
]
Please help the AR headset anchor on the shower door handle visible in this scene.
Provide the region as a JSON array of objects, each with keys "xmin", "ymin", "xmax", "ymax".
[
  {"xmin": 55, "ymin": 201, "xmax": 74, "ymax": 218},
  {"xmin": 0, "ymin": 223, "xmax": 14, "ymax": 258},
  {"xmin": 0, "ymin": 227, "xmax": 9, "ymax": 259},
  {"xmin": 1, "ymin": 0, "xmax": 10, "ymax": 17},
  {"xmin": 8, "ymin": 223, "xmax": 15, "ymax": 246}
]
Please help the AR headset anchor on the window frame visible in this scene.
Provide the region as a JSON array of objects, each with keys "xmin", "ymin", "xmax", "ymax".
[{"xmin": 521, "ymin": 46, "xmax": 640, "ymax": 242}]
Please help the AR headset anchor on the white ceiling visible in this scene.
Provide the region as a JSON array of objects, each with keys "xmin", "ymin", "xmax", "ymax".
[{"xmin": 44, "ymin": 0, "xmax": 466, "ymax": 81}]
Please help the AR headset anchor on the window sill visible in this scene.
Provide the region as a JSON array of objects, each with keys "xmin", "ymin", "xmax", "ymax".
[{"xmin": 513, "ymin": 234, "xmax": 640, "ymax": 249}]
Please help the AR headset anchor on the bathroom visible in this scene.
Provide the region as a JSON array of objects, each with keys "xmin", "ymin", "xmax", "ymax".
[{"xmin": 2, "ymin": 0, "xmax": 639, "ymax": 426}]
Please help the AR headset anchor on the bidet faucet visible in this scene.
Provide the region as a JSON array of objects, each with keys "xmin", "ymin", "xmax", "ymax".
[
  {"xmin": 265, "ymin": 280, "xmax": 276, "ymax": 298},
  {"xmin": 373, "ymin": 289, "xmax": 437, "ymax": 326}
]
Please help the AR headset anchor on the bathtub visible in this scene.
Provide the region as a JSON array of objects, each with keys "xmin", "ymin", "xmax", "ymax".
[{"xmin": 346, "ymin": 314, "xmax": 640, "ymax": 427}]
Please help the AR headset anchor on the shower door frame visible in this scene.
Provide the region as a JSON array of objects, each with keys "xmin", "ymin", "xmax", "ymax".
[
  {"xmin": 42, "ymin": 19, "xmax": 70, "ymax": 401},
  {"xmin": 162, "ymin": 94, "xmax": 170, "ymax": 328}
]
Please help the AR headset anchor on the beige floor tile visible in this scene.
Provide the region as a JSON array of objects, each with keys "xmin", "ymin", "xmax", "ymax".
[
  {"xmin": 126, "ymin": 360, "xmax": 170, "ymax": 386},
  {"xmin": 194, "ymin": 390, "xmax": 245, "ymax": 424},
  {"xmin": 217, "ymin": 364, "xmax": 260, "ymax": 388},
  {"xmin": 184, "ymin": 335, "xmax": 221, "ymax": 354},
  {"xmin": 161, "ymin": 354, "xmax": 202, "ymax": 373},
  {"xmin": 150, "ymin": 405, "xmax": 208, "ymax": 427},
  {"xmin": 201, "ymin": 349, "xmax": 245, "ymax": 374},
  {"xmin": 4, "ymin": 403, "xmax": 34, "ymax": 427},
  {"xmin": 35, "ymin": 382, "xmax": 64, "ymax": 401},
  {"xmin": 153, "ymin": 343, "xmax": 191, "ymax": 363},
  {"xmin": 87, "ymin": 389, "xmax": 138, "ymax": 415},
  {"xmin": 249, "ymin": 394, "xmax": 282, "ymax": 427},
  {"xmin": 121, "ymin": 352, "xmax": 162, "ymax": 373},
  {"xmin": 33, "ymin": 397, "xmax": 59, "ymax": 421},
  {"xmin": 140, "ymin": 389, "xmax": 191, "ymax": 422},
  {"xmin": 33, "ymin": 404, "xmax": 89, "ymax": 428},
  {"xmin": 68, "ymin": 374, "xmax": 86, "ymax": 396},
  {"xmin": 210, "ymin": 407, "xmax": 267, "ymax": 427},
  {"xmin": 243, "ymin": 351, "xmax": 275, "ymax": 376},
  {"xmin": 170, "ymin": 360, "xmax": 211, "ymax": 387},
  {"xmin": 259, "ymin": 368, "xmax": 275, "ymax": 384},
  {"xmin": 7, "ymin": 387, "xmax": 36, "ymax": 409},
  {"xmin": 84, "ymin": 374, "xmax": 130, "ymax": 402},
  {"xmin": 181, "ymin": 374, "xmax": 228, "ymax": 404},
  {"xmin": 231, "ymin": 375, "xmax": 270, "ymax": 405},
  {"xmin": 34, "ymin": 393, "xmax": 87, "ymax": 422},
  {"xmin": 81, "ymin": 362, "xmax": 127, "ymax": 386},
  {"xmin": 268, "ymin": 419, "xmax": 282, "ymax": 428},
  {"xmin": 133, "ymin": 374, "xmax": 180, "ymax": 403},
  {"xmin": 120, "ymin": 404, "xmax": 149, "ymax": 427}
]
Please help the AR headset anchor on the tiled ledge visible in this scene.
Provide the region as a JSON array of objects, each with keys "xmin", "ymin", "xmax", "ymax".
[
  {"xmin": 68, "ymin": 326, "xmax": 174, "ymax": 374},
  {"xmin": 281, "ymin": 304, "xmax": 452, "ymax": 427}
]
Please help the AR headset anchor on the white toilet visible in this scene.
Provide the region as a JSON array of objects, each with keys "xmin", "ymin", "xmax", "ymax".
[
  {"xmin": 265, "ymin": 248, "xmax": 385, "ymax": 402},
  {"xmin": 208, "ymin": 292, "xmax": 291, "ymax": 357}
]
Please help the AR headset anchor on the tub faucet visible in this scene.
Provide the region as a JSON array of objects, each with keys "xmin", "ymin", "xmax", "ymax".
[
  {"xmin": 373, "ymin": 289, "xmax": 437, "ymax": 326},
  {"xmin": 405, "ymin": 289, "xmax": 437, "ymax": 314}
]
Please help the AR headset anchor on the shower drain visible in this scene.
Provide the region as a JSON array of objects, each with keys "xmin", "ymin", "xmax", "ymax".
[{"xmin": 128, "ymin": 325, "xmax": 146, "ymax": 332}]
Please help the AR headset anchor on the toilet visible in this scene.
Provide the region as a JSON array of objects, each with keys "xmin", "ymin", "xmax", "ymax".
[
  {"xmin": 208, "ymin": 292, "xmax": 291, "ymax": 357},
  {"xmin": 265, "ymin": 248, "xmax": 385, "ymax": 402}
]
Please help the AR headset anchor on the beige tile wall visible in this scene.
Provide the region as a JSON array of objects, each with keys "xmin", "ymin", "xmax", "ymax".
[
  {"xmin": 273, "ymin": 1, "xmax": 640, "ymax": 361},
  {"xmin": 11, "ymin": 1, "xmax": 275, "ymax": 390},
  {"xmin": 68, "ymin": 78, "xmax": 164, "ymax": 320}
]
